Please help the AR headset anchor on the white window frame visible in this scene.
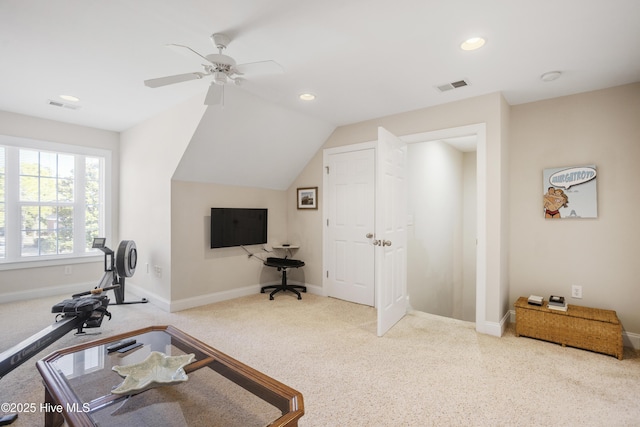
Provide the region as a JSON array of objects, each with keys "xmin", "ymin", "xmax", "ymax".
[{"xmin": 0, "ymin": 135, "xmax": 112, "ymax": 269}]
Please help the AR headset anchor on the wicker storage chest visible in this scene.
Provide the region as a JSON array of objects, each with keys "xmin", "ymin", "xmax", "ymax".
[{"xmin": 514, "ymin": 297, "xmax": 623, "ymax": 359}]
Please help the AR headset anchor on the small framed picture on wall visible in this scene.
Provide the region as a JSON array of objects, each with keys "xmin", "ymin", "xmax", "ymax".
[{"xmin": 297, "ymin": 187, "xmax": 318, "ymax": 209}]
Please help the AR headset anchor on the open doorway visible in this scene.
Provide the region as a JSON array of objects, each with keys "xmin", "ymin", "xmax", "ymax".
[
  {"xmin": 406, "ymin": 136, "xmax": 477, "ymax": 322},
  {"xmin": 323, "ymin": 123, "xmax": 488, "ymax": 333}
]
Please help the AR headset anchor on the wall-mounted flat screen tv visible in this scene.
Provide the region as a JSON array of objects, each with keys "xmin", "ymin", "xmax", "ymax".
[{"xmin": 210, "ymin": 208, "xmax": 268, "ymax": 249}]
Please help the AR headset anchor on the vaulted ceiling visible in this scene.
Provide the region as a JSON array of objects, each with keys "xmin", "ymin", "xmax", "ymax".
[{"xmin": 2, "ymin": 1, "xmax": 639, "ymax": 188}]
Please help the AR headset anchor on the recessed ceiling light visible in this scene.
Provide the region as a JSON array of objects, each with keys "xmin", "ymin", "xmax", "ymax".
[
  {"xmin": 299, "ymin": 93, "xmax": 316, "ymax": 101},
  {"xmin": 59, "ymin": 95, "xmax": 80, "ymax": 102},
  {"xmin": 460, "ymin": 37, "xmax": 486, "ymax": 51},
  {"xmin": 540, "ymin": 71, "xmax": 562, "ymax": 82}
]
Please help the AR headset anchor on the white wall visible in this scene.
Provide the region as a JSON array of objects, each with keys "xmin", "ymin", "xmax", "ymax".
[
  {"xmin": 0, "ymin": 111, "xmax": 119, "ymax": 301},
  {"xmin": 407, "ymin": 141, "xmax": 461, "ymax": 318},
  {"xmin": 119, "ymin": 96, "xmax": 206, "ymax": 307},
  {"xmin": 462, "ymin": 152, "xmax": 477, "ymax": 321},
  {"xmin": 406, "ymin": 141, "xmax": 477, "ymax": 322},
  {"xmin": 509, "ymin": 82, "xmax": 640, "ymax": 335}
]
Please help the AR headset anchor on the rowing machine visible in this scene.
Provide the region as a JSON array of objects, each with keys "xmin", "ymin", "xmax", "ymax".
[
  {"xmin": 92, "ymin": 238, "xmax": 147, "ymax": 305},
  {"xmin": 0, "ymin": 285, "xmax": 119, "ymax": 380}
]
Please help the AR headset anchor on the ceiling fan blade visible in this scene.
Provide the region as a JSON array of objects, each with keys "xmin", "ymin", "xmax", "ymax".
[
  {"xmin": 144, "ymin": 72, "xmax": 206, "ymax": 88},
  {"xmin": 166, "ymin": 43, "xmax": 211, "ymax": 63},
  {"xmin": 205, "ymin": 84, "xmax": 223, "ymax": 105},
  {"xmin": 235, "ymin": 60, "xmax": 284, "ymax": 76}
]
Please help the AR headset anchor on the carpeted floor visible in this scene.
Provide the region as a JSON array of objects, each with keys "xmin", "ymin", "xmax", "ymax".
[{"xmin": 1, "ymin": 291, "xmax": 639, "ymax": 426}]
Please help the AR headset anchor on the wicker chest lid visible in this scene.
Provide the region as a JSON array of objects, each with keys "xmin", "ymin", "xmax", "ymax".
[{"xmin": 515, "ymin": 296, "xmax": 620, "ymax": 324}]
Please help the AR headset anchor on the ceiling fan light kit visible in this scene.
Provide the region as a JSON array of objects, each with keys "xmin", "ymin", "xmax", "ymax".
[
  {"xmin": 460, "ymin": 37, "xmax": 486, "ymax": 51},
  {"xmin": 213, "ymin": 71, "xmax": 228, "ymax": 85},
  {"xmin": 144, "ymin": 32, "xmax": 282, "ymax": 106}
]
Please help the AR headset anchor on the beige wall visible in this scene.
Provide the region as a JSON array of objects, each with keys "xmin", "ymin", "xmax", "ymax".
[
  {"xmin": 509, "ymin": 82, "xmax": 640, "ymax": 334},
  {"xmin": 0, "ymin": 111, "xmax": 119, "ymax": 301},
  {"xmin": 170, "ymin": 181, "xmax": 288, "ymax": 306}
]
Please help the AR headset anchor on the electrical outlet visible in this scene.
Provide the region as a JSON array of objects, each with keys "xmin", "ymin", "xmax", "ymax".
[
  {"xmin": 154, "ymin": 265, "xmax": 162, "ymax": 278},
  {"xmin": 571, "ymin": 285, "xmax": 583, "ymax": 299}
]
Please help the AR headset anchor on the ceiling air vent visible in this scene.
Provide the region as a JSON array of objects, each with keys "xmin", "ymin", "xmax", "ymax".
[
  {"xmin": 47, "ymin": 99, "xmax": 81, "ymax": 110},
  {"xmin": 436, "ymin": 79, "xmax": 470, "ymax": 93}
]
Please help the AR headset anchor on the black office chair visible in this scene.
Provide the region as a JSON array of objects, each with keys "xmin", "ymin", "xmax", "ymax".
[{"xmin": 261, "ymin": 257, "xmax": 306, "ymax": 300}]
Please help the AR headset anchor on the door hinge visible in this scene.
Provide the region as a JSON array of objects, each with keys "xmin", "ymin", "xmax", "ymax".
[
  {"xmin": 326, "ymin": 219, "xmax": 329, "ymax": 226},
  {"xmin": 325, "ymin": 166, "xmax": 330, "ymax": 174},
  {"xmin": 326, "ymin": 271, "xmax": 329, "ymax": 278}
]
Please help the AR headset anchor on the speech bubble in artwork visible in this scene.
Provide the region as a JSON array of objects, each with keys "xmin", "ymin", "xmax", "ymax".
[{"xmin": 549, "ymin": 166, "xmax": 596, "ymax": 189}]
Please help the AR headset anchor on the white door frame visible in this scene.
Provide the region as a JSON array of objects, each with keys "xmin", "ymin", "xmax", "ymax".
[{"xmin": 322, "ymin": 123, "xmax": 488, "ymax": 334}]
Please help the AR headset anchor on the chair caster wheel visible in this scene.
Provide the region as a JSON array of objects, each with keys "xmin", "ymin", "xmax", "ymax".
[
  {"xmin": 297, "ymin": 295, "xmax": 302, "ymax": 300},
  {"xmin": 261, "ymin": 289, "xmax": 265, "ymax": 293},
  {"xmin": 269, "ymin": 296, "xmax": 274, "ymax": 300}
]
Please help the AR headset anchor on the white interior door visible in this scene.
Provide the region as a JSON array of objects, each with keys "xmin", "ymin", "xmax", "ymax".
[
  {"xmin": 325, "ymin": 148, "xmax": 375, "ymax": 306},
  {"xmin": 376, "ymin": 127, "xmax": 408, "ymax": 336}
]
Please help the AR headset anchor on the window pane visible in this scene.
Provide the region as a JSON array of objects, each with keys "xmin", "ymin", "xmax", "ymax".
[
  {"xmin": 85, "ymin": 228, "xmax": 99, "ymax": 251},
  {"xmin": 85, "ymin": 157, "xmax": 101, "ymax": 252},
  {"xmin": 40, "ymin": 177, "xmax": 57, "ymax": 202},
  {"xmin": 21, "ymin": 205, "xmax": 40, "ymax": 257},
  {"xmin": 86, "ymin": 157, "xmax": 99, "ymax": 180},
  {"xmin": 59, "ymin": 177, "xmax": 74, "ymax": 202},
  {"xmin": 20, "ymin": 176, "xmax": 39, "ymax": 201},
  {"xmin": 21, "ymin": 205, "xmax": 39, "ymax": 232},
  {"xmin": 58, "ymin": 206, "xmax": 73, "ymax": 254},
  {"xmin": 58, "ymin": 154, "xmax": 74, "ymax": 178},
  {"xmin": 39, "ymin": 205, "xmax": 56, "ymax": 255},
  {"xmin": 19, "ymin": 150, "xmax": 38, "ymax": 175},
  {"xmin": 40, "ymin": 152, "xmax": 57, "ymax": 177}
]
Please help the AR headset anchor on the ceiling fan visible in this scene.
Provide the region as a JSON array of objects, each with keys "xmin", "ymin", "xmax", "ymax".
[{"xmin": 144, "ymin": 33, "xmax": 283, "ymax": 105}]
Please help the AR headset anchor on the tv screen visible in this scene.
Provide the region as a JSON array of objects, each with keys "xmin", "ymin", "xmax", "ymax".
[{"xmin": 210, "ymin": 208, "xmax": 268, "ymax": 249}]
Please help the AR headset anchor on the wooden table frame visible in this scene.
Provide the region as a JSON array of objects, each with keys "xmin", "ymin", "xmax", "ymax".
[{"xmin": 36, "ymin": 325, "xmax": 304, "ymax": 426}]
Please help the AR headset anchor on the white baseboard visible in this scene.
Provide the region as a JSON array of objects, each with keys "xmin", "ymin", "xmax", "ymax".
[
  {"xmin": 141, "ymin": 281, "xmax": 322, "ymax": 313},
  {"xmin": 508, "ymin": 309, "xmax": 640, "ymax": 350},
  {"xmin": 169, "ymin": 284, "xmax": 262, "ymax": 312},
  {"xmin": 477, "ymin": 310, "xmax": 510, "ymax": 337},
  {"xmin": 122, "ymin": 283, "xmax": 171, "ymax": 312}
]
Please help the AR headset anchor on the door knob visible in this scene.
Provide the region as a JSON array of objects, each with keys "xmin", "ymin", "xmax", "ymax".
[
  {"xmin": 366, "ymin": 233, "xmax": 373, "ymax": 238},
  {"xmin": 373, "ymin": 240, "xmax": 381, "ymax": 246},
  {"xmin": 382, "ymin": 240, "xmax": 392, "ymax": 247}
]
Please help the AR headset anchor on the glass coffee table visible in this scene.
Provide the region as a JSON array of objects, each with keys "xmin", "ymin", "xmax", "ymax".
[{"xmin": 36, "ymin": 325, "xmax": 304, "ymax": 426}]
